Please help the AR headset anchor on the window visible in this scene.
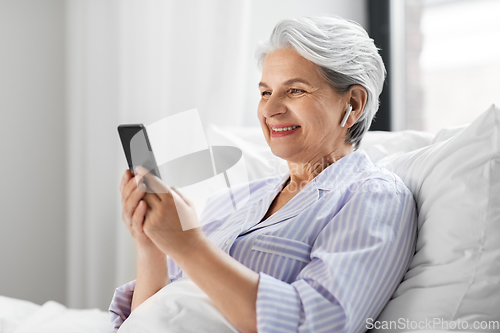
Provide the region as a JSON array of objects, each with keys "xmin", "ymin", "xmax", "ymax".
[{"xmin": 394, "ymin": 0, "xmax": 500, "ymax": 132}]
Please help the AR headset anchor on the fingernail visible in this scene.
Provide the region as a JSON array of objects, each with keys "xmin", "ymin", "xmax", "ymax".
[{"xmin": 139, "ymin": 183, "xmax": 147, "ymax": 191}]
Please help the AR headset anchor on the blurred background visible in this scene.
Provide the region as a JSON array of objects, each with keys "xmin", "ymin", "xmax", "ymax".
[{"xmin": 0, "ymin": 0, "xmax": 498, "ymax": 311}]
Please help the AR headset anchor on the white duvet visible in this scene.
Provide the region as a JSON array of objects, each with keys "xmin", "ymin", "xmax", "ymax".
[
  {"xmin": 118, "ymin": 276, "xmax": 238, "ymax": 333},
  {"xmin": 0, "ymin": 296, "xmax": 112, "ymax": 333},
  {"xmin": 0, "ymin": 277, "xmax": 238, "ymax": 333}
]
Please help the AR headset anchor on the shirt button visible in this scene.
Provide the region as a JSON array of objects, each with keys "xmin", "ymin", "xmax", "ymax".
[{"xmin": 225, "ymin": 238, "xmax": 232, "ymax": 245}]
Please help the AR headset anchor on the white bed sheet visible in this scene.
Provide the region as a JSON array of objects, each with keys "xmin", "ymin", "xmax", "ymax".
[{"xmin": 0, "ymin": 296, "xmax": 112, "ymax": 333}]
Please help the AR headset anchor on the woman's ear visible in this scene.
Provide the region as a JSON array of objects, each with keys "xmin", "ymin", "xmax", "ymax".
[{"xmin": 344, "ymin": 85, "xmax": 367, "ymax": 128}]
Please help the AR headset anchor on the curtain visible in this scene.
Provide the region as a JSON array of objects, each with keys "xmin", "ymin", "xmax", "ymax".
[{"xmin": 66, "ymin": 0, "xmax": 251, "ymax": 310}]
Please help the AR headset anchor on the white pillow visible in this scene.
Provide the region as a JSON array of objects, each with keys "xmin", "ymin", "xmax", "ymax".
[
  {"xmin": 432, "ymin": 124, "xmax": 468, "ymax": 144},
  {"xmin": 369, "ymin": 104, "xmax": 500, "ymax": 332},
  {"xmin": 359, "ymin": 129, "xmax": 435, "ymax": 155}
]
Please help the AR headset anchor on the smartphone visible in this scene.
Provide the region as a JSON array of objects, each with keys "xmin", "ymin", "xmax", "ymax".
[{"xmin": 118, "ymin": 124, "xmax": 161, "ymax": 179}]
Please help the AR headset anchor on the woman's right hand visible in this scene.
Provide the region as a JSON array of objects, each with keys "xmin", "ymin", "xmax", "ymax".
[
  {"xmin": 120, "ymin": 169, "xmax": 164, "ymax": 260},
  {"xmin": 120, "ymin": 169, "xmax": 169, "ymax": 312}
]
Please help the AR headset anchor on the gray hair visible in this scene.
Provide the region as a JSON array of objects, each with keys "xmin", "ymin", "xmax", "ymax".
[{"xmin": 255, "ymin": 16, "xmax": 386, "ymax": 150}]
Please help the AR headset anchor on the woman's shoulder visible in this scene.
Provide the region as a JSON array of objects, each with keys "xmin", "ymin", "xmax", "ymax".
[
  {"xmin": 358, "ymin": 151, "xmax": 411, "ymax": 195},
  {"xmin": 319, "ymin": 149, "xmax": 412, "ymax": 196}
]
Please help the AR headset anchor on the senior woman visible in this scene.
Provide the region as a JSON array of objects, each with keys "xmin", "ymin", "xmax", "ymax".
[{"xmin": 110, "ymin": 16, "xmax": 417, "ymax": 333}]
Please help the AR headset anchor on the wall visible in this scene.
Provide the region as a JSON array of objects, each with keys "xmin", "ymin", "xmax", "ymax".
[{"xmin": 0, "ymin": 0, "xmax": 66, "ymax": 305}]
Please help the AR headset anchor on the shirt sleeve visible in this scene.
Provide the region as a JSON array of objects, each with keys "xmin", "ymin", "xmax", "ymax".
[
  {"xmin": 255, "ymin": 178, "xmax": 418, "ymax": 333},
  {"xmin": 109, "ymin": 280, "xmax": 136, "ymax": 331},
  {"xmin": 108, "ymin": 256, "xmax": 184, "ymax": 331}
]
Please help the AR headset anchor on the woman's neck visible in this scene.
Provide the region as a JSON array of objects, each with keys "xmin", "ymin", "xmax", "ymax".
[{"xmin": 285, "ymin": 146, "xmax": 353, "ymax": 192}]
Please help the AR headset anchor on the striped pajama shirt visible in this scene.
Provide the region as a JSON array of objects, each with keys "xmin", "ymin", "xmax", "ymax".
[{"xmin": 109, "ymin": 149, "xmax": 417, "ymax": 332}]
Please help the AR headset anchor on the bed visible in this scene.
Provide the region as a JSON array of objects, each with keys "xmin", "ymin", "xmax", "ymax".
[
  {"xmin": 1, "ymin": 104, "xmax": 498, "ymax": 333},
  {"xmin": 0, "ymin": 295, "xmax": 112, "ymax": 333}
]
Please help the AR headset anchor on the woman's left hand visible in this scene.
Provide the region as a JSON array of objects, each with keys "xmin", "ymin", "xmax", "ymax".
[{"xmin": 134, "ymin": 167, "xmax": 208, "ymax": 261}]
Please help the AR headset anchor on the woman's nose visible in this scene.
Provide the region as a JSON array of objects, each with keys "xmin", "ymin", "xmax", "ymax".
[{"xmin": 261, "ymin": 95, "xmax": 287, "ymax": 118}]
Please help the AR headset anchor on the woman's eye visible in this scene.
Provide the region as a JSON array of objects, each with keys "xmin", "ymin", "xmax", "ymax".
[
  {"xmin": 289, "ymin": 88, "xmax": 305, "ymax": 94},
  {"xmin": 261, "ymin": 91, "xmax": 271, "ymax": 97}
]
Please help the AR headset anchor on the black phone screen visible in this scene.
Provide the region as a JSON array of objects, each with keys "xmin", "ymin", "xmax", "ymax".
[{"xmin": 118, "ymin": 124, "xmax": 161, "ymax": 179}]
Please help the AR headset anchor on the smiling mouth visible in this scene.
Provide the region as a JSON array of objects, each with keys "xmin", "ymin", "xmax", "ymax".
[{"xmin": 271, "ymin": 125, "xmax": 300, "ymax": 132}]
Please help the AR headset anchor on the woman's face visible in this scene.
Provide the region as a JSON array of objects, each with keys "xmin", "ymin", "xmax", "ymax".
[{"xmin": 258, "ymin": 48, "xmax": 351, "ymax": 165}]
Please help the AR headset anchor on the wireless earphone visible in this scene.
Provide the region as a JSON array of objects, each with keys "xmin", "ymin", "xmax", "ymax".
[{"xmin": 340, "ymin": 104, "xmax": 353, "ymax": 128}]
